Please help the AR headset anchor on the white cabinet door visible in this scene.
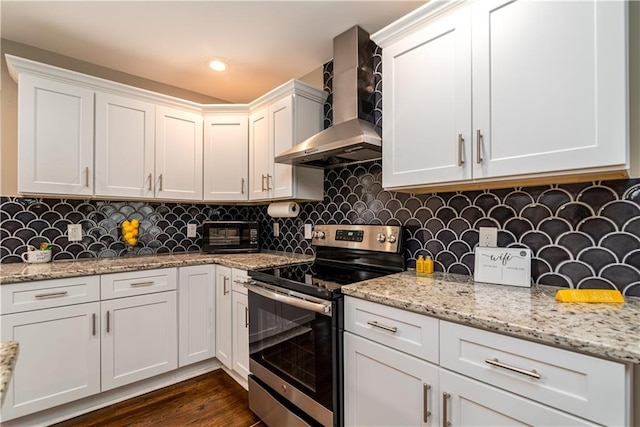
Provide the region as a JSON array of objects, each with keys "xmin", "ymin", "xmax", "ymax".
[
  {"xmin": 215, "ymin": 265, "xmax": 233, "ymax": 369},
  {"xmin": 248, "ymin": 108, "xmax": 270, "ymax": 201},
  {"xmin": 95, "ymin": 92, "xmax": 155, "ymax": 198},
  {"xmin": 101, "ymin": 291, "xmax": 177, "ymax": 391},
  {"xmin": 471, "ymin": 0, "xmax": 627, "ymax": 179},
  {"xmin": 382, "ymin": 8, "xmax": 472, "ymax": 188},
  {"xmin": 270, "ymin": 95, "xmax": 294, "ymax": 199},
  {"xmin": 178, "ymin": 265, "xmax": 216, "ymax": 367},
  {"xmin": 232, "ymin": 291, "xmax": 250, "ymax": 381},
  {"xmin": 439, "ymin": 370, "xmax": 592, "ymax": 426},
  {"xmin": 0, "ymin": 303, "xmax": 100, "ymax": 421},
  {"xmin": 155, "ymin": 106, "xmax": 203, "ymax": 200},
  {"xmin": 17, "ymin": 74, "xmax": 94, "ymax": 196},
  {"xmin": 344, "ymin": 332, "xmax": 439, "ymax": 427},
  {"xmin": 203, "ymin": 115, "xmax": 248, "ymax": 201}
]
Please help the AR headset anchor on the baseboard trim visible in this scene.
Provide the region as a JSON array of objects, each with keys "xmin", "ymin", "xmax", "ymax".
[{"xmin": 1, "ymin": 359, "xmax": 221, "ymax": 426}]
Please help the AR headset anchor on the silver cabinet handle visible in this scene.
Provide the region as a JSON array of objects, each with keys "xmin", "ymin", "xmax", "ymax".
[
  {"xmin": 130, "ymin": 281, "xmax": 154, "ymax": 288},
  {"xmin": 367, "ymin": 320, "xmax": 398, "ymax": 333},
  {"xmin": 423, "ymin": 383, "xmax": 431, "ymax": 422},
  {"xmin": 148, "ymin": 173, "xmax": 153, "ymax": 191},
  {"xmin": 442, "ymin": 392, "xmax": 450, "ymax": 427},
  {"xmin": 233, "ymin": 279, "xmax": 250, "ymax": 285},
  {"xmin": 266, "ymin": 174, "xmax": 272, "ymax": 191},
  {"xmin": 261, "ymin": 174, "xmax": 266, "ymax": 192},
  {"xmin": 223, "ymin": 276, "xmax": 229, "ymax": 295},
  {"xmin": 159, "ymin": 174, "xmax": 163, "ymax": 191},
  {"xmin": 457, "ymin": 133, "xmax": 464, "ymax": 166},
  {"xmin": 35, "ymin": 291, "xmax": 69, "ymax": 300},
  {"xmin": 85, "ymin": 166, "xmax": 90, "ymax": 187},
  {"xmin": 241, "ymin": 178, "xmax": 245, "ymax": 194},
  {"xmin": 476, "ymin": 129, "xmax": 483, "ymax": 164},
  {"xmin": 92, "ymin": 313, "xmax": 96, "ymax": 336},
  {"xmin": 244, "ymin": 306, "xmax": 249, "ymax": 328},
  {"xmin": 485, "ymin": 358, "xmax": 541, "ymax": 379},
  {"xmin": 106, "ymin": 310, "xmax": 110, "ymax": 333}
]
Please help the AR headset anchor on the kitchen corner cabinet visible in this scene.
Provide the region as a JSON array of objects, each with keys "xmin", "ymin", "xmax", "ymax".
[
  {"xmin": 231, "ymin": 269, "xmax": 250, "ymax": 380},
  {"xmin": 203, "ymin": 113, "xmax": 249, "ymax": 201},
  {"xmin": 374, "ymin": 0, "xmax": 628, "ymax": 190},
  {"xmin": 17, "ymin": 74, "xmax": 94, "ymax": 196},
  {"xmin": 249, "ymin": 81, "xmax": 326, "ymax": 201},
  {"xmin": 155, "ymin": 106, "xmax": 203, "ymax": 200},
  {"xmin": 178, "ymin": 265, "xmax": 216, "ymax": 367},
  {"xmin": 215, "ymin": 265, "xmax": 233, "ymax": 369},
  {"xmin": 344, "ymin": 296, "xmax": 630, "ymax": 426},
  {"xmin": 95, "ymin": 92, "xmax": 155, "ymax": 198}
]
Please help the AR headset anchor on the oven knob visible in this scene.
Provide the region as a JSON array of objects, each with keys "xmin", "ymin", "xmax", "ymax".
[
  {"xmin": 317, "ymin": 231, "xmax": 326, "ymax": 239},
  {"xmin": 388, "ymin": 234, "xmax": 397, "ymax": 243},
  {"xmin": 281, "ymin": 384, "xmax": 288, "ymax": 392},
  {"xmin": 377, "ymin": 233, "xmax": 386, "ymax": 243}
]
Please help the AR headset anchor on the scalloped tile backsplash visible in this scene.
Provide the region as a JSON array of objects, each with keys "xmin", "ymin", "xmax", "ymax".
[{"xmin": 3, "ymin": 48, "xmax": 639, "ymax": 296}]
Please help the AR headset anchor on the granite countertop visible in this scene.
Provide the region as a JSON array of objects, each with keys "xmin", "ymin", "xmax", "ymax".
[
  {"xmin": 342, "ymin": 271, "xmax": 640, "ymax": 364},
  {"xmin": 0, "ymin": 251, "xmax": 313, "ymax": 285},
  {"xmin": 0, "ymin": 341, "xmax": 18, "ymax": 405}
]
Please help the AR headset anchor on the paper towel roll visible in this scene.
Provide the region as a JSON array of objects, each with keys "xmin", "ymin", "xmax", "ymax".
[{"xmin": 267, "ymin": 202, "xmax": 300, "ymax": 218}]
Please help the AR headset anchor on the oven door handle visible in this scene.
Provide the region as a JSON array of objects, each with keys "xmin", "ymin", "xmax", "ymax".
[{"xmin": 244, "ymin": 282, "xmax": 332, "ymax": 316}]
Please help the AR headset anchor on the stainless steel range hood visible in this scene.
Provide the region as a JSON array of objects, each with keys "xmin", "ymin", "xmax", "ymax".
[{"xmin": 275, "ymin": 26, "xmax": 381, "ymax": 168}]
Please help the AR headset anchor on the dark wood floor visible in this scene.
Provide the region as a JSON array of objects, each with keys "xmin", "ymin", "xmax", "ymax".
[{"xmin": 52, "ymin": 370, "xmax": 265, "ymax": 427}]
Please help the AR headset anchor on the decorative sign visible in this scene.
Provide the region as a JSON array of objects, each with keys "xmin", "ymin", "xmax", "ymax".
[{"xmin": 474, "ymin": 247, "xmax": 532, "ymax": 287}]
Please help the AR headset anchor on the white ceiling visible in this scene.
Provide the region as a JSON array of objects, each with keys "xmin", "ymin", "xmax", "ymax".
[{"xmin": 1, "ymin": 1, "xmax": 426, "ymax": 103}]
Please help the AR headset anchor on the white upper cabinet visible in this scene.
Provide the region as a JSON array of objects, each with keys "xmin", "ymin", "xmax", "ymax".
[
  {"xmin": 203, "ymin": 113, "xmax": 249, "ymax": 201},
  {"xmin": 95, "ymin": 92, "xmax": 155, "ymax": 198},
  {"xmin": 17, "ymin": 74, "xmax": 94, "ymax": 196},
  {"xmin": 379, "ymin": 7, "xmax": 471, "ymax": 188},
  {"xmin": 373, "ymin": 0, "xmax": 628, "ymax": 190},
  {"xmin": 248, "ymin": 81, "xmax": 326, "ymax": 202},
  {"xmin": 155, "ymin": 106, "xmax": 203, "ymax": 201},
  {"xmin": 471, "ymin": 0, "xmax": 627, "ymax": 180}
]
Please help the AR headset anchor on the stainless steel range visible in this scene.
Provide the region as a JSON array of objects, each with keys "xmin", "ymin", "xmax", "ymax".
[{"xmin": 246, "ymin": 224, "xmax": 405, "ymax": 427}]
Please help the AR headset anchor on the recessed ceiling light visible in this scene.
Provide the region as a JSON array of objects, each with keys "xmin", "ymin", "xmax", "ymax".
[{"xmin": 208, "ymin": 59, "xmax": 228, "ymax": 72}]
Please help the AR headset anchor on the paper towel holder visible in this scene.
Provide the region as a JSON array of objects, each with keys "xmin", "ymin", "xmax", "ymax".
[{"xmin": 267, "ymin": 201, "xmax": 300, "ymax": 218}]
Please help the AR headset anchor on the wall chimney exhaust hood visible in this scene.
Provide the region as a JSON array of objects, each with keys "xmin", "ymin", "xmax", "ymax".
[{"xmin": 275, "ymin": 26, "xmax": 381, "ymax": 168}]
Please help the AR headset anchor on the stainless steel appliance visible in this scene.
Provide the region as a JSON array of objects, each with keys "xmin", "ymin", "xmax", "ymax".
[
  {"xmin": 202, "ymin": 221, "xmax": 259, "ymax": 253},
  {"xmin": 274, "ymin": 26, "xmax": 382, "ymax": 168},
  {"xmin": 246, "ymin": 224, "xmax": 405, "ymax": 426}
]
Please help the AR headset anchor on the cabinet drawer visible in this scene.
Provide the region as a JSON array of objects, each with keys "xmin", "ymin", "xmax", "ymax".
[
  {"xmin": 1, "ymin": 276, "xmax": 100, "ymax": 314},
  {"xmin": 344, "ymin": 296, "xmax": 438, "ymax": 363},
  {"xmin": 440, "ymin": 321, "xmax": 628, "ymax": 426},
  {"xmin": 101, "ymin": 268, "xmax": 177, "ymax": 299}
]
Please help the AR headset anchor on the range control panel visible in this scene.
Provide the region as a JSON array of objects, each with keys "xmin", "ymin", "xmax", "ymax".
[{"xmin": 312, "ymin": 224, "xmax": 402, "ymax": 253}]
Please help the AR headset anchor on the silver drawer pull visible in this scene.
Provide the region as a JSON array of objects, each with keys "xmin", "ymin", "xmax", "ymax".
[
  {"xmin": 35, "ymin": 291, "xmax": 69, "ymax": 300},
  {"xmin": 423, "ymin": 383, "xmax": 431, "ymax": 422},
  {"xmin": 442, "ymin": 392, "xmax": 450, "ymax": 427},
  {"xmin": 485, "ymin": 358, "xmax": 541, "ymax": 379},
  {"xmin": 130, "ymin": 281, "xmax": 154, "ymax": 287},
  {"xmin": 367, "ymin": 320, "xmax": 398, "ymax": 333}
]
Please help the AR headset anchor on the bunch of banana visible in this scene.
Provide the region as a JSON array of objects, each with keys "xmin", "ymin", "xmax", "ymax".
[{"xmin": 122, "ymin": 219, "xmax": 140, "ymax": 246}]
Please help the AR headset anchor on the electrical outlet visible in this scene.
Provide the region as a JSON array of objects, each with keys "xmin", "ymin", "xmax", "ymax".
[
  {"xmin": 273, "ymin": 222, "xmax": 280, "ymax": 237},
  {"xmin": 304, "ymin": 224, "xmax": 313, "ymax": 239},
  {"xmin": 68, "ymin": 224, "xmax": 82, "ymax": 242},
  {"xmin": 187, "ymin": 224, "xmax": 197, "ymax": 238},
  {"xmin": 479, "ymin": 227, "xmax": 497, "ymax": 247}
]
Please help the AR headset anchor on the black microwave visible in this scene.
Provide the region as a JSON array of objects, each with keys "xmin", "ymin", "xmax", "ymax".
[{"xmin": 202, "ymin": 221, "xmax": 259, "ymax": 254}]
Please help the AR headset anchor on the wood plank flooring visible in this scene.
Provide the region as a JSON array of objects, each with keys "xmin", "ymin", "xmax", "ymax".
[{"xmin": 52, "ymin": 370, "xmax": 265, "ymax": 427}]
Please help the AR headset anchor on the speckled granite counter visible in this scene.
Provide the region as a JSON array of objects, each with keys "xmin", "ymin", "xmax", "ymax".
[
  {"xmin": 0, "ymin": 341, "xmax": 18, "ymax": 404},
  {"xmin": 342, "ymin": 271, "xmax": 640, "ymax": 364},
  {"xmin": 0, "ymin": 252, "xmax": 313, "ymax": 285}
]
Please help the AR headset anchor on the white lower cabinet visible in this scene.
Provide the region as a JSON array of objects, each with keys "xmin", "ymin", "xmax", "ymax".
[
  {"xmin": 178, "ymin": 265, "xmax": 216, "ymax": 367},
  {"xmin": 215, "ymin": 265, "xmax": 233, "ymax": 369},
  {"xmin": 101, "ymin": 291, "xmax": 177, "ymax": 391},
  {"xmin": 344, "ymin": 296, "xmax": 630, "ymax": 426},
  {"xmin": 232, "ymin": 291, "xmax": 249, "ymax": 379},
  {"xmin": 344, "ymin": 332, "xmax": 439, "ymax": 426},
  {"xmin": 0, "ymin": 302, "xmax": 101, "ymax": 421}
]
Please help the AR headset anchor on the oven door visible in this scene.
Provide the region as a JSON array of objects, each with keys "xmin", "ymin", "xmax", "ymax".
[{"xmin": 246, "ymin": 281, "xmax": 335, "ymax": 427}]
